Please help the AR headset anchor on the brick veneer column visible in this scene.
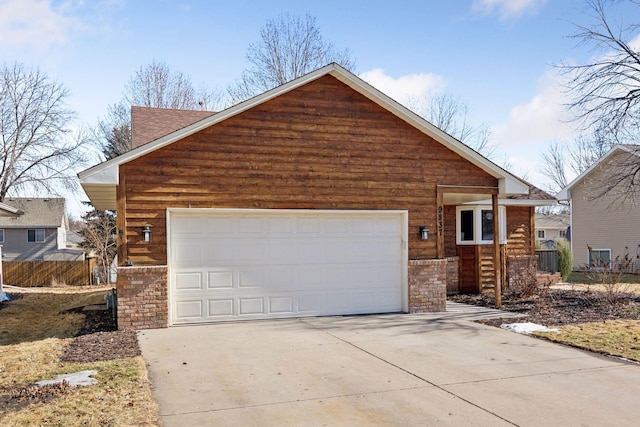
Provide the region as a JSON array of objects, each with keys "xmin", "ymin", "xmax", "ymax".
[
  {"xmin": 116, "ymin": 265, "xmax": 168, "ymax": 330},
  {"xmin": 445, "ymin": 256, "xmax": 460, "ymax": 295},
  {"xmin": 408, "ymin": 259, "xmax": 447, "ymax": 313}
]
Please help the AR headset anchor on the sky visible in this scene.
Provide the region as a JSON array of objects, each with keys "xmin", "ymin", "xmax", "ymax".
[{"xmin": 1, "ymin": 0, "xmax": 639, "ymax": 217}]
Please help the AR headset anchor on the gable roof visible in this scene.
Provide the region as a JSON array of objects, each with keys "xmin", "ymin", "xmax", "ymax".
[
  {"xmin": 79, "ymin": 63, "xmax": 532, "ymax": 210},
  {"xmin": 556, "ymin": 144, "xmax": 640, "ymax": 200},
  {"xmin": 0, "ymin": 198, "xmax": 66, "ymax": 228},
  {"xmin": 131, "ymin": 106, "xmax": 216, "ymax": 148}
]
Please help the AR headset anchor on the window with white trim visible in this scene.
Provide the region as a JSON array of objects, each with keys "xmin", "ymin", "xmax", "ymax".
[
  {"xmin": 559, "ymin": 230, "xmax": 567, "ymax": 239},
  {"xmin": 588, "ymin": 249, "xmax": 611, "ymax": 268},
  {"xmin": 537, "ymin": 230, "xmax": 545, "ymax": 239},
  {"xmin": 0, "ymin": 229, "xmax": 4, "ymax": 243},
  {"xmin": 27, "ymin": 229, "xmax": 45, "ymax": 243},
  {"xmin": 456, "ymin": 206, "xmax": 506, "ymax": 245}
]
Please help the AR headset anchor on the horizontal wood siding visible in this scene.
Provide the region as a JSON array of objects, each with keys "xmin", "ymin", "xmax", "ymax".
[
  {"xmin": 506, "ymin": 206, "xmax": 533, "ymax": 257},
  {"xmin": 121, "ymin": 75, "xmax": 498, "ymax": 265}
]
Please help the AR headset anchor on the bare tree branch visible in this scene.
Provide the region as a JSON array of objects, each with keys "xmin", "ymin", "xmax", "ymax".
[
  {"xmin": 96, "ymin": 60, "xmax": 223, "ymax": 159},
  {"xmin": 0, "ymin": 62, "xmax": 89, "ymax": 201},
  {"xmin": 228, "ymin": 14, "xmax": 356, "ymax": 103}
]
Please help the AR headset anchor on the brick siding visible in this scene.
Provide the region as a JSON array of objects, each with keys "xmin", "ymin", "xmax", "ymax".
[
  {"xmin": 116, "ymin": 265, "xmax": 168, "ymax": 330},
  {"xmin": 445, "ymin": 256, "xmax": 460, "ymax": 295},
  {"xmin": 408, "ymin": 259, "xmax": 447, "ymax": 313}
]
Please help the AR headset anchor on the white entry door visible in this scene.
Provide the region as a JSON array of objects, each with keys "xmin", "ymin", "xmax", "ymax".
[{"xmin": 168, "ymin": 209, "xmax": 407, "ymax": 324}]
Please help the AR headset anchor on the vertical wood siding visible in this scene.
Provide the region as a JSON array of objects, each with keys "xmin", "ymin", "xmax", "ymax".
[{"xmin": 120, "ymin": 75, "xmax": 498, "ymax": 265}]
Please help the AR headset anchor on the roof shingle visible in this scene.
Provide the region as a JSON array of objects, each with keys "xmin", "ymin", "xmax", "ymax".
[
  {"xmin": 0, "ymin": 198, "xmax": 66, "ymax": 228},
  {"xmin": 131, "ymin": 106, "xmax": 216, "ymax": 148}
]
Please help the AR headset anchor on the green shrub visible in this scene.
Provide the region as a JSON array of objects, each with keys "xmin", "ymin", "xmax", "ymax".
[{"xmin": 557, "ymin": 239, "xmax": 573, "ymax": 281}]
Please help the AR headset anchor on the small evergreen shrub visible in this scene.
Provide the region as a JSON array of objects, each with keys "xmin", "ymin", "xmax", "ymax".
[{"xmin": 556, "ymin": 239, "xmax": 573, "ymax": 281}]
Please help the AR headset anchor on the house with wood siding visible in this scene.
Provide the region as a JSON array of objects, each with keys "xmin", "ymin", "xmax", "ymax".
[
  {"xmin": 79, "ymin": 63, "xmax": 555, "ymax": 330},
  {"xmin": 557, "ymin": 145, "xmax": 640, "ymax": 271}
]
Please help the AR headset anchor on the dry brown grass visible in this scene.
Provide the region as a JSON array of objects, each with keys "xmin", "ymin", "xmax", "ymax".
[
  {"xmin": 0, "ymin": 291, "xmax": 107, "ymax": 345},
  {"xmin": 0, "ymin": 289, "xmax": 159, "ymax": 425},
  {"xmin": 537, "ymin": 320, "xmax": 640, "ymax": 362},
  {"xmin": 0, "ymin": 339, "xmax": 158, "ymax": 425}
]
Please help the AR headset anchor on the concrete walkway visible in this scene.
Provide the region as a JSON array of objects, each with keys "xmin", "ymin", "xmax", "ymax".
[{"xmin": 138, "ymin": 305, "xmax": 640, "ymax": 426}]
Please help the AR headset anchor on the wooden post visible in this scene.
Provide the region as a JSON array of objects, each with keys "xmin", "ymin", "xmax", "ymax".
[
  {"xmin": 492, "ymin": 193, "xmax": 501, "ymax": 308},
  {"xmin": 436, "ymin": 189, "xmax": 444, "ymax": 259},
  {"xmin": 117, "ymin": 166, "xmax": 127, "ymax": 266}
]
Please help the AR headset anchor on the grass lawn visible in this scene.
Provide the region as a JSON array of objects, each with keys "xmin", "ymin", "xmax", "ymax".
[
  {"xmin": 566, "ymin": 271, "xmax": 640, "ymax": 286},
  {"xmin": 0, "ymin": 290, "xmax": 159, "ymax": 426},
  {"xmin": 537, "ymin": 319, "xmax": 640, "ymax": 362}
]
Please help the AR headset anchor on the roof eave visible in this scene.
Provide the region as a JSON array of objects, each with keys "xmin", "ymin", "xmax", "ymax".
[{"xmin": 556, "ymin": 144, "xmax": 640, "ymax": 199}]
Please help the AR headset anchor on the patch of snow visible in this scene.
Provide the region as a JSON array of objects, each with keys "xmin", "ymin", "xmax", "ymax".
[
  {"xmin": 501, "ymin": 322, "xmax": 557, "ymax": 334},
  {"xmin": 0, "ymin": 291, "xmax": 10, "ymax": 302},
  {"xmin": 36, "ymin": 370, "xmax": 98, "ymax": 387}
]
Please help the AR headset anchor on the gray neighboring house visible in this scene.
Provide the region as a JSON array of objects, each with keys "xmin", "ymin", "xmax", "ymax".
[
  {"xmin": 557, "ymin": 144, "xmax": 640, "ymax": 271},
  {"xmin": 535, "ymin": 212, "xmax": 570, "ymax": 249},
  {"xmin": 0, "ymin": 198, "xmax": 85, "ymax": 261}
]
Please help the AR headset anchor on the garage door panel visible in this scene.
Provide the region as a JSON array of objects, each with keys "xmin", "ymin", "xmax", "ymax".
[
  {"xmin": 175, "ymin": 300, "xmax": 204, "ymax": 319},
  {"xmin": 239, "ymin": 298, "xmax": 264, "ymax": 315},
  {"xmin": 269, "ymin": 296, "xmax": 294, "ymax": 313},
  {"xmin": 208, "ymin": 298, "xmax": 234, "ymax": 316},
  {"xmin": 238, "ymin": 269, "xmax": 265, "ymax": 288},
  {"xmin": 175, "ymin": 272, "xmax": 203, "ymax": 290},
  {"xmin": 170, "ymin": 210, "xmax": 405, "ymax": 324},
  {"xmin": 207, "ymin": 271, "xmax": 233, "ymax": 289},
  {"xmin": 298, "ymin": 294, "xmax": 323, "ymax": 312}
]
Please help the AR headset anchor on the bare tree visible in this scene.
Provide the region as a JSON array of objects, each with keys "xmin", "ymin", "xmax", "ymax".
[
  {"xmin": 228, "ymin": 13, "xmax": 356, "ymax": 103},
  {"xmin": 560, "ymin": 0, "xmax": 640, "ymax": 139},
  {"xmin": 406, "ymin": 93, "xmax": 496, "ymax": 159},
  {"xmin": 97, "ymin": 60, "xmax": 222, "ymax": 159},
  {"xmin": 0, "ymin": 62, "xmax": 88, "ymax": 202},
  {"xmin": 80, "ymin": 205, "xmax": 116, "ymax": 284},
  {"xmin": 541, "ymin": 142, "xmax": 569, "ymax": 194},
  {"xmin": 543, "ymin": 0, "xmax": 640, "ymax": 200}
]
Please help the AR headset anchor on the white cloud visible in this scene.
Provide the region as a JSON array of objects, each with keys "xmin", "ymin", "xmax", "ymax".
[
  {"xmin": 0, "ymin": 0, "xmax": 77, "ymax": 48},
  {"xmin": 359, "ymin": 68, "xmax": 446, "ymax": 107},
  {"xmin": 473, "ymin": 0, "xmax": 547, "ymax": 21},
  {"xmin": 491, "ymin": 69, "xmax": 577, "ymax": 149}
]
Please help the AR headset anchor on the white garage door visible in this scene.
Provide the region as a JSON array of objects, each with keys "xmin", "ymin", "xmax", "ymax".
[{"xmin": 168, "ymin": 209, "xmax": 407, "ymax": 324}]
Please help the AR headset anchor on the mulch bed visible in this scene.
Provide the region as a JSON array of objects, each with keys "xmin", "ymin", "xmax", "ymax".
[
  {"xmin": 59, "ymin": 305, "xmax": 141, "ymax": 363},
  {"xmin": 449, "ymin": 289, "xmax": 640, "ymax": 328}
]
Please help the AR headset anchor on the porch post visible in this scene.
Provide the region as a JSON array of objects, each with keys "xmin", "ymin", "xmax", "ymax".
[
  {"xmin": 492, "ymin": 193, "xmax": 502, "ymax": 308},
  {"xmin": 436, "ymin": 189, "xmax": 444, "ymax": 259}
]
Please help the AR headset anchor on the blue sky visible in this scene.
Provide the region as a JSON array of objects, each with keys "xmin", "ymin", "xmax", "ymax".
[{"xmin": 1, "ymin": 0, "xmax": 639, "ymax": 215}]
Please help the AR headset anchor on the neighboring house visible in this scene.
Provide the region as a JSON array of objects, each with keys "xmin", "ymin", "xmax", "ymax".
[
  {"xmin": 557, "ymin": 145, "xmax": 640, "ymax": 270},
  {"xmin": 535, "ymin": 212, "xmax": 570, "ymax": 249},
  {"xmin": 66, "ymin": 229, "xmax": 85, "ymax": 250},
  {"xmin": 0, "ymin": 198, "xmax": 85, "ymax": 261},
  {"xmin": 79, "ymin": 63, "xmax": 555, "ymax": 330}
]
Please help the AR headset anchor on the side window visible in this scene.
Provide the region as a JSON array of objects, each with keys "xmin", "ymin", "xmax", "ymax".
[
  {"xmin": 27, "ymin": 229, "xmax": 45, "ymax": 243},
  {"xmin": 0, "ymin": 229, "xmax": 4, "ymax": 243},
  {"xmin": 588, "ymin": 249, "xmax": 611, "ymax": 268},
  {"xmin": 537, "ymin": 230, "xmax": 545, "ymax": 239},
  {"xmin": 456, "ymin": 206, "xmax": 506, "ymax": 245}
]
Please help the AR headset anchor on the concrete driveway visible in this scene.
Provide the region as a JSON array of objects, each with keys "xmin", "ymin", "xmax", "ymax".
[{"xmin": 138, "ymin": 304, "xmax": 640, "ymax": 426}]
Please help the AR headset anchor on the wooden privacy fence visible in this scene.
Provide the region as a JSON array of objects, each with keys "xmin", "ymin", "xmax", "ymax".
[
  {"xmin": 536, "ymin": 249, "xmax": 559, "ymax": 273},
  {"xmin": 2, "ymin": 259, "xmax": 97, "ymax": 287}
]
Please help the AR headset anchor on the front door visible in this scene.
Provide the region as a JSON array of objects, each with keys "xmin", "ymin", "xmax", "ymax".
[{"xmin": 456, "ymin": 245, "xmax": 478, "ymax": 294}]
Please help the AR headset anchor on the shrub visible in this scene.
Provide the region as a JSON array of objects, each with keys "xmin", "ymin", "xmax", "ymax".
[{"xmin": 556, "ymin": 239, "xmax": 573, "ymax": 281}]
